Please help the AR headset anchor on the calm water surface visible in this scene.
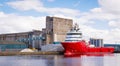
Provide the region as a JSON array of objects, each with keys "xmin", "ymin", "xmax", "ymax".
[{"xmin": 0, "ymin": 53, "xmax": 120, "ymax": 66}]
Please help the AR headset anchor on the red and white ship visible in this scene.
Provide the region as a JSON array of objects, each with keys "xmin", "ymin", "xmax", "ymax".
[{"xmin": 61, "ymin": 23, "xmax": 114, "ymax": 55}]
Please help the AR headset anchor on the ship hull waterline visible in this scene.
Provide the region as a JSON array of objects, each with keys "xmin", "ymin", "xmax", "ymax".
[{"xmin": 61, "ymin": 41, "xmax": 114, "ymax": 55}]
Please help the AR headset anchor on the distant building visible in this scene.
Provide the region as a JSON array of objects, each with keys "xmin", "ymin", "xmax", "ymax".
[
  {"xmin": 0, "ymin": 16, "xmax": 73, "ymax": 50},
  {"xmin": 104, "ymin": 44, "xmax": 120, "ymax": 51},
  {"xmin": 90, "ymin": 38, "xmax": 103, "ymax": 47}
]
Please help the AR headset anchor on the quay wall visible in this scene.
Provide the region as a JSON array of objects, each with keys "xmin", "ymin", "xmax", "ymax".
[{"xmin": 0, "ymin": 51, "xmax": 64, "ymax": 56}]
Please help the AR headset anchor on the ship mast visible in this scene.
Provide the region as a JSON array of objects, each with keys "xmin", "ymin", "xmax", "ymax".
[{"xmin": 72, "ymin": 23, "xmax": 80, "ymax": 31}]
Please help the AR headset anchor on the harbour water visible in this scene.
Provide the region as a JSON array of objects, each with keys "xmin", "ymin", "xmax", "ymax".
[{"xmin": 0, "ymin": 53, "xmax": 120, "ymax": 66}]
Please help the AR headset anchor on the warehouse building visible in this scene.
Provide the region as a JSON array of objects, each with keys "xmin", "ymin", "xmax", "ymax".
[{"xmin": 0, "ymin": 16, "xmax": 73, "ymax": 51}]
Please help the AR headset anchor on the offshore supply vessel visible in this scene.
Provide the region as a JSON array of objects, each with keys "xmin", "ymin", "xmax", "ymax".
[{"xmin": 61, "ymin": 23, "xmax": 114, "ymax": 55}]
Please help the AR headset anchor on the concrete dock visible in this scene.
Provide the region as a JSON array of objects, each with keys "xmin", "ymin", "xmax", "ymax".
[
  {"xmin": 0, "ymin": 51, "xmax": 119, "ymax": 56},
  {"xmin": 0, "ymin": 51, "xmax": 64, "ymax": 56}
]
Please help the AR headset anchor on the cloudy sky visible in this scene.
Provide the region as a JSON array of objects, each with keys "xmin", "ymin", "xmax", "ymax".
[{"xmin": 0, "ymin": 0, "xmax": 120, "ymax": 44}]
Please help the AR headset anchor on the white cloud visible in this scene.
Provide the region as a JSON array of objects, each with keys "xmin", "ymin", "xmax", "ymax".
[
  {"xmin": 97, "ymin": 0, "xmax": 120, "ymax": 43},
  {"xmin": 47, "ymin": 0, "xmax": 55, "ymax": 2},
  {"xmin": 7, "ymin": 0, "xmax": 43, "ymax": 11},
  {"xmin": 37, "ymin": 7, "xmax": 80, "ymax": 17},
  {"xmin": 0, "ymin": 12, "xmax": 7, "ymax": 17},
  {"xmin": 109, "ymin": 20, "xmax": 120, "ymax": 28},
  {"xmin": 99, "ymin": 0, "xmax": 120, "ymax": 14},
  {"xmin": 86, "ymin": 8, "xmax": 116, "ymax": 21},
  {"xmin": 7, "ymin": 0, "xmax": 80, "ymax": 17},
  {"xmin": 0, "ymin": 12, "xmax": 45, "ymax": 34}
]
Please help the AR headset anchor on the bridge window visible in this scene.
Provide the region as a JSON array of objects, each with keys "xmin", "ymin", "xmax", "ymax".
[{"xmin": 67, "ymin": 33, "xmax": 82, "ymax": 35}]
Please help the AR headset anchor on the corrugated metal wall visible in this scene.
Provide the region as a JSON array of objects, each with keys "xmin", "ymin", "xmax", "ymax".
[{"xmin": 0, "ymin": 44, "xmax": 27, "ymax": 52}]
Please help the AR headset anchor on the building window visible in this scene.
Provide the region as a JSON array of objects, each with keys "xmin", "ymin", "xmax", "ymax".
[{"xmin": 50, "ymin": 18, "xmax": 53, "ymax": 21}]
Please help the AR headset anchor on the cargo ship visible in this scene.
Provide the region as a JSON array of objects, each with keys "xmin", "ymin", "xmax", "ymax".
[{"xmin": 61, "ymin": 23, "xmax": 114, "ymax": 55}]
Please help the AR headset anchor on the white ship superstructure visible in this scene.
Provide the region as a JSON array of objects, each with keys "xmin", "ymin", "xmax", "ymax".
[{"xmin": 65, "ymin": 23, "xmax": 83, "ymax": 42}]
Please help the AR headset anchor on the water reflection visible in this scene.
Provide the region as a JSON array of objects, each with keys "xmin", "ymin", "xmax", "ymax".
[{"xmin": 0, "ymin": 54, "xmax": 120, "ymax": 66}]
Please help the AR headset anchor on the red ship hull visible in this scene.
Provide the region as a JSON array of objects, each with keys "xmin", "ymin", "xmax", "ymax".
[{"xmin": 61, "ymin": 41, "xmax": 114, "ymax": 55}]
